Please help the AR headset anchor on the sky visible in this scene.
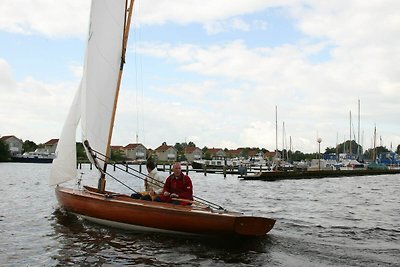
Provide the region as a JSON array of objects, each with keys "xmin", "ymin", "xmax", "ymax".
[{"xmin": 0, "ymin": 0, "xmax": 399, "ymax": 153}]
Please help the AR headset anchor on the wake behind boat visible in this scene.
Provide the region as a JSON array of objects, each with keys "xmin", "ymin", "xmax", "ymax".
[{"xmin": 49, "ymin": 0, "xmax": 275, "ymax": 237}]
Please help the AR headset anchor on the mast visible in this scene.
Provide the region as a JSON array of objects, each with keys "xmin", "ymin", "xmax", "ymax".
[
  {"xmin": 357, "ymin": 99, "xmax": 360, "ymax": 158},
  {"xmin": 275, "ymin": 105, "xmax": 278, "ymax": 157},
  {"xmin": 349, "ymin": 111, "xmax": 352, "ymax": 156},
  {"xmin": 99, "ymin": 0, "xmax": 135, "ymax": 192},
  {"xmin": 282, "ymin": 121, "xmax": 285, "ymax": 161},
  {"xmin": 373, "ymin": 124, "xmax": 377, "ymax": 162}
]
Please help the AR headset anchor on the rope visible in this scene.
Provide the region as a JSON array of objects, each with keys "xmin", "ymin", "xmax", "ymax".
[{"xmin": 87, "ymin": 146, "xmax": 225, "ymax": 210}]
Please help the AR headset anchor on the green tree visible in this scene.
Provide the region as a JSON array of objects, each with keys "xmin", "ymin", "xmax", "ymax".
[
  {"xmin": 336, "ymin": 140, "xmax": 362, "ymax": 155},
  {"xmin": 0, "ymin": 140, "xmax": 11, "ymax": 161},
  {"xmin": 325, "ymin": 147, "xmax": 336, "ymax": 154},
  {"xmin": 204, "ymin": 152, "xmax": 212, "ymax": 160},
  {"xmin": 76, "ymin": 142, "xmax": 88, "ymax": 161},
  {"xmin": 174, "ymin": 143, "xmax": 184, "ymax": 154},
  {"xmin": 364, "ymin": 146, "xmax": 389, "ymax": 160},
  {"xmin": 23, "ymin": 140, "xmax": 38, "ymax": 153},
  {"xmin": 111, "ymin": 149, "xmax": 127, "ymax": 162},
  {"xmin": 187, "ymin": 141, "xmax": 196, "ymax": 147}
]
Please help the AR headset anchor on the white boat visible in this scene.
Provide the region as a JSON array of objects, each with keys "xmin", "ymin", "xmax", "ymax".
[
  {"xmin": 12, "ymin": 150, "xmax": 55, "ymax": 163},
  {"xmin": 191, "ymin": 157, "xmax": 249, "ymax": 170}
]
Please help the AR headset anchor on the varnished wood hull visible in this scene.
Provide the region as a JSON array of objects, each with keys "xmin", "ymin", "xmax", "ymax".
[{"xmin": 55, "ymin": 186, "xmax": 275, "ymax": 236}]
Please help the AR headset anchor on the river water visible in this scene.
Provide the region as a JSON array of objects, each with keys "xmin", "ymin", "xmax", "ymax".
[{"xmin": 0, "ymin": 162, "xmax": 399, "ymax": 266}]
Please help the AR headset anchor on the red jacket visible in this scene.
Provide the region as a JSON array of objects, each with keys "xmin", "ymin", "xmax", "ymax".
[{"xmin": 161, "ymin": 172, "xmax": 193, "ymax": 204}]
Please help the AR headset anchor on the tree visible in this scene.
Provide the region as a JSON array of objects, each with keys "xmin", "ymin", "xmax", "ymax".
[
  {"xmin": 76, "ymin": 143, "xmax": 88, "ymax": 161},
  {"xmin": 325, "ymin": 147, "xmax": 336, "ymax": 154},
  {"xmin": 187, "ymin": 141, "xmax": 196, "ymax": 147},
  {"xmin": 336, "ymin": 140, "xmax": 362, "ymax": 155},
  {"xmin": 364, "ymin": 146, "xmax": 389, "ymax": 160},
  {"xmin": 0, "ymin": 140, "xmax": 11, "ymax": 161},
  {"xmin": 23, "ymin": 140, "xmax": 38, "ymax": 153},
  {"xmin": 174, "ymin": 143, "xmax": 183, "ymax": 153},
  {"xmin": 111, "ymin": 149, "xmax": 127, "ymax": 162},
  {"xmin": 204, "ymin": 151, "xmax": 212, "ymax": 160}
]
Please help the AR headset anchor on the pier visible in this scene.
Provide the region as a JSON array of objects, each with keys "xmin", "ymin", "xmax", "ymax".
[{"xmin": 239, "ymin": 169, "xmax": 400, "ymax": 181}]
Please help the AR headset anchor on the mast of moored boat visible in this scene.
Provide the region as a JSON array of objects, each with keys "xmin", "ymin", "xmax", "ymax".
[{"xmin": 98, "ymin": 0, "xmax": 135, "ymax": 192}]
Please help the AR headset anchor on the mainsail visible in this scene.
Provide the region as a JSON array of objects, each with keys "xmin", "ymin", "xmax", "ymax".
[{"xmin": 49, "ymin": 0, "xmax": 127, "ymax": 186}]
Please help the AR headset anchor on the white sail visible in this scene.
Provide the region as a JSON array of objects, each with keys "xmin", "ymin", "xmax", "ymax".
[
  {"xmin": 50, "ymin": 0, "xmax": 126, "ymax": 185},
  {"xmin": 49, "ymin": 82, "xmax": 82, "ymax": 185},
  {"xmin": 82, "ymin": 0, "xmax": 126, "ymax": 169}
]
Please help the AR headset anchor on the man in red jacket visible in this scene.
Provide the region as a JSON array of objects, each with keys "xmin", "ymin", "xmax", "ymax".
[{"xmin": 160, "ymin": 162, "xmax": 193, "ymax": 205}]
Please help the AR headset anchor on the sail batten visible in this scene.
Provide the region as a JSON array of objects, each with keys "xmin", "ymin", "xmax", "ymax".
[{"xmin": 50, "ymin": 0, "xmax": 127, "ymax": 185}]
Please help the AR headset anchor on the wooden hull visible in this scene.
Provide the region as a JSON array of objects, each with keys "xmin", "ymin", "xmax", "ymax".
[{"xmin": 55, "ymin": 186, "xmax": 275, "ymax": 236}]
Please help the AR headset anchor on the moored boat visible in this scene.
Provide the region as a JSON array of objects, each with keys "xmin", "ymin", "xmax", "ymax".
[{"xmin": 12, "ymin": 150, "xmax": 55, "ymax": 163}]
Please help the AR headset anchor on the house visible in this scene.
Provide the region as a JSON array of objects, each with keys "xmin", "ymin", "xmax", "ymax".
[
  {"xmin": 155, "ymin": 144, "xmax": 177, "ymax": 162},
  {"xmin": 184, "ymin": 147, "xmax": 202, "ymax": 162},
  {"xmin": 124, "ymin": 143, "xmax": 147, "ymax": 161},
  {"xmin": 42, "ymin": 139, "xmax": 59, "ymax": 153},
  {"xmin": 226, "ymin": 149, "xmax": 242, "ymax": 158},
  {"xmin": 0, "ymin": 135, "xmax": 23, "ymax": 155},
  {"xmin": 205, "ymin": 148, "xmax": 226, "ymax": 158},
  {"xmin": 264, "ymin": 151, "xmax": 278, "ymax": 160}
]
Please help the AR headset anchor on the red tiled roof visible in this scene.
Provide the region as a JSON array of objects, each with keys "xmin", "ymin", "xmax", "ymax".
[
  {"xmin": 0, "ymin": 135, "xmax": 17, "ymax": 142},
  {"xmin": 248, "ymin": 150, "xmax": 258, "ymax": 157},
  {"xmin": 124, "ymin": 143, "xmax": 145, "ymax": 149},
  {"xmin": 226, "ymin": 149, "xmax": 241, "ymax": 156},
  {"xmin": 111, "ymin": 145, "xmax": 124, "ymax": 150},
  {"xmin": 206, "ymin": 148, "xmax": 223, "ymax": 154},
  {"xmin": 44, "ymin": 139, "xmax": 59, "ymax": 145},
  {"xmin": 185, "ymin": 146, "xmax": 199, "ymax": 153},
  {"xmin": 155, "ymin": 144, "xmax": 174, "ymax": 152},
  {"xmin": 264, "ymin": 151, "xmax": 276, "ymax": 158}
]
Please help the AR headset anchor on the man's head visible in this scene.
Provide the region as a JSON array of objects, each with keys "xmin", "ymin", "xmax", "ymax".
[
  {"xmin": 146, "ymin": 160, "xmax": 156, "ymax": 172},
  {"xmin": 172, "ymin": 162, "xmax": 182, "ymax": 177}
]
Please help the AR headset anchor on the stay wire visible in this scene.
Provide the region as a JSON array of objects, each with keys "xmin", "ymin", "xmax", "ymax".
[
  {"xmin": 92, "ymin": 149, "xmax": 226, "ymax": 210},
  {"xmin": 90, "ymin": 148, "xmax": 225, "ymax": 210}
]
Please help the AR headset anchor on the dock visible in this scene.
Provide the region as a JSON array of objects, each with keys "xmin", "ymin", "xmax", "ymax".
[{"xmin": 239, "ymin": 169, "xmax": 400, "ymax": 181}]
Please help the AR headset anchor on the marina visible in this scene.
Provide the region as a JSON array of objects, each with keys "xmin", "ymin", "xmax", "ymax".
[{"xmin": 1, "ymin": 162, "xmax": 399, "ymax": 266}]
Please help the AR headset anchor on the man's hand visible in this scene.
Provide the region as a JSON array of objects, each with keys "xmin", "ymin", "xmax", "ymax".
[{"xmin": 170, "ymin": 193, "xmax": 179, "ymax": 198}]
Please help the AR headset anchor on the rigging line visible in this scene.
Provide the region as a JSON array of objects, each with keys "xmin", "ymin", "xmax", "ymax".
[
  {"xmin": 103, "ymin": 168, "xmax": 139, "ymax": 194},
  {"xmin": 132, "ymin": 3, "xmax": 140, "ymax": 143},
  {"xmin": 90, "ymin": 148, "xmax": 225, "ymax": 210},
  {"xmin": 93, "ymin": 153, "xmax": 165, "ymax": 188}
]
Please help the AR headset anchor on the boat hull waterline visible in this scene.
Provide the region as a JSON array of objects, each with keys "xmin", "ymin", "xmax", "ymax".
[{"xmin": 55, "ymin": 186, "xmax": 275, "ymax": 236}]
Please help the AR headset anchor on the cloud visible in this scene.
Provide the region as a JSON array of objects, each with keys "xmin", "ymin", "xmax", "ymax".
[
  {"xmin": 0, "ymin": 58, "xmax": 77, "ymax": 143},
  {"xmin": 0, "ymin": 0, "xmax": 290, "ymax": 38},
  {"xmin": 1, "ymin": 0, "xmax": 399, "ymax": 152},
  {"xmin": 0, "ymin": 58, "xmax": 17, "ymax": 91},
  {"xmin": 0, "ymin": 0, "xmax": 90, "ymax": 38}
]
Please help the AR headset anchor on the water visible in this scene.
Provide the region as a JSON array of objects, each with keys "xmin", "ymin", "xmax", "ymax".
[{"xmin": 0, "ymin": 163, "xmax": 399, "ymax": 266}]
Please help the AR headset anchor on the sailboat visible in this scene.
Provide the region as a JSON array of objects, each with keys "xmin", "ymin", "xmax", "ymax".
[{"xmin": 49, "ymin": 0, "xmax": 275, "ymax": 236}]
